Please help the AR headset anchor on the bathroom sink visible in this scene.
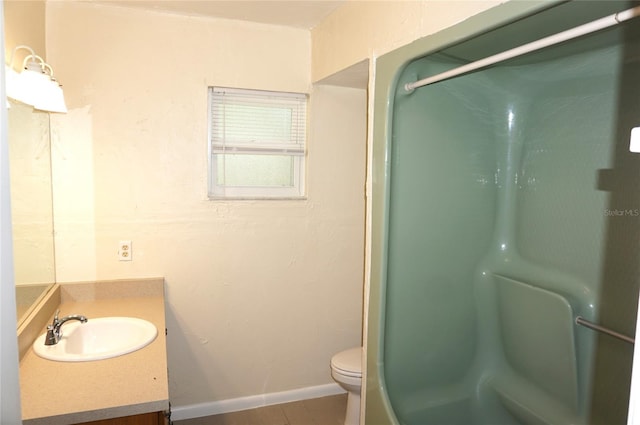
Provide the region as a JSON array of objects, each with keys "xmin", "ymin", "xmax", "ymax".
[{"xmin": 33, "ymin": 317, "xmax": 158, "ymax": 362}]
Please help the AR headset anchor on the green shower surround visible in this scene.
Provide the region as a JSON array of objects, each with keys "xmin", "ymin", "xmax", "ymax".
[{"xmin": 367, "ymin": 1, "xmax": 640, "ymax": 424}]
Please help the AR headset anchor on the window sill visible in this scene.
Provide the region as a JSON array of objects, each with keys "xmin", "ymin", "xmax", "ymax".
[{"xmin": 207, "ymin": 196, "xmax": 308, "ymax": 201}]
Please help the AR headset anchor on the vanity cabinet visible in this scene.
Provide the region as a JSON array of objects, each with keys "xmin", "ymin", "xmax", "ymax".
[
  {"xmin": 74, "ymin": 411, "xmax": 167, "ymax": 425},
  {"xmin": 20, "ymin": 280, "xmax": 169, "ymax": 425}
]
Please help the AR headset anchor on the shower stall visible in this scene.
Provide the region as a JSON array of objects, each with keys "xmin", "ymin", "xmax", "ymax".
[{"xmin": 366, "ymin": 1, "xmax": 640, "ymax": 424}]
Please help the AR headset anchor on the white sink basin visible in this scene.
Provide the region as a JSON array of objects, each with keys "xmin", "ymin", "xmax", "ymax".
[{"xmin": 33, "ymin": 317, "xmax": 158, "ymax": 362}]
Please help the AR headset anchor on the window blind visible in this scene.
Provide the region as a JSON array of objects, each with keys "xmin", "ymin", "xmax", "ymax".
[{"xmin": 210, "ymin": 87, "xmax": 307, "ymax": 156}]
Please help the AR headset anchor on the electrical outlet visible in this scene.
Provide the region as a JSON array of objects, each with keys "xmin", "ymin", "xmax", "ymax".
[{"xmin": 118, "ymin": 240, "xmax": 132, "ymax": 261}]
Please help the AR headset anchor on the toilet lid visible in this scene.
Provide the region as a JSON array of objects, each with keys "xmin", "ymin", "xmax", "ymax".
[{"xmin": 331, "ymin": 347, "xmax": 362, "ymax": 377}]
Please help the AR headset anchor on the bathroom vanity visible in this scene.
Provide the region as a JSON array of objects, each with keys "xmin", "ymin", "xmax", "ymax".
[{"xmin": 18, "ymin": 278, "xmax": 169, "ymax": 425}]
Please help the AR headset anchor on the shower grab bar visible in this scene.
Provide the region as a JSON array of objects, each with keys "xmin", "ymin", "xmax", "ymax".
[
  {"xmin": 575, "ymin": 316, "xmax": 635, "ymax": 345},
  {"xmin": 404, "ymin": 5, "xmax": 640, "ymax": 92}
]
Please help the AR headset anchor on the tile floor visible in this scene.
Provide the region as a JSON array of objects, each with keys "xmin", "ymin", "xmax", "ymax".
[{"xmin": 173, "ymin": 394, "xmax": 347, "ymax": 425}]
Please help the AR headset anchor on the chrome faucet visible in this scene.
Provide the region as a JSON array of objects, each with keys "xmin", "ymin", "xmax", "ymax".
[{"xmin": 44, "ymin": 309, "xmax": 88, "ymax": 346}]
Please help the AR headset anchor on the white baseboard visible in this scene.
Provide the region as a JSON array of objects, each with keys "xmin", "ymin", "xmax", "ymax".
[{"xmin": 170, "ymin": 383, "xmax": 346, "ymax": 421}]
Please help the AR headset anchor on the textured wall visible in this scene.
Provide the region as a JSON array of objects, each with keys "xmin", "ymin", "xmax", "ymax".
[
  {"xmin": 4, "ymin": 0, "xmax": 45, "ymax": 65},
  {"xmin": 311, "ymin": 0, "xmax": 501, "ymax": 83},
  {"xmin": 4, "ymin": 0, "xmax": 55, "ymax": 286},
  {"xmin": 7, "ymin": 102, "xmax": 54, "ymax": 286},
  {"xmin": 45, "ymin": 1, "xmax": 366, "ymax": 408}
]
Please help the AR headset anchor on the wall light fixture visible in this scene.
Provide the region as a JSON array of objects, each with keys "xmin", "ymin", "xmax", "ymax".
[{"xmin": 5, "ymin": 45, "xmax": 67, "ymax": 113}]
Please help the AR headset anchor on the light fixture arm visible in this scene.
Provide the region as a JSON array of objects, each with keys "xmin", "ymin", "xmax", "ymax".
[
  {"xmin": 22, "ymin": 55, "xmax": 47, "ymax": 74},
  {"xmin": 41, "ymin": 62, "xmax": 53, "ymax": 77},
  {"xmin": 7, "ymin": 45, "xmax": 36, "ymax": 71}
]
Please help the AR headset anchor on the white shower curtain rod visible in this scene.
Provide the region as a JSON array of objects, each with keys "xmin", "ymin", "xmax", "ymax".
[{"xmin": 404, "ymin": 5, "xmax": 640, "ymax": 92}]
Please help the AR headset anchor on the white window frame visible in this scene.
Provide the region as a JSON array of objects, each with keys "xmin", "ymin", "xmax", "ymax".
[{"xmin": 207, "ymin": 87, "xmax": 307, "ymax": 199}]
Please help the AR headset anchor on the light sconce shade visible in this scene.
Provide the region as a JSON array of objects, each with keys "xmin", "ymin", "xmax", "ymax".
[
  {"xmin": 5, "ymin": 65, "xmax": 25, "ymax": 103},
  {"xmin": 5, "ymin": 45, "xmax": 67, "ymax": 113},
  {"xmin": 34, "ymin": 80, "xmax": 67, "ymax": 113}
]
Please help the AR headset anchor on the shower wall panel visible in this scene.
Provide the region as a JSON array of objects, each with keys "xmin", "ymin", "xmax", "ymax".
[{"xmin": 385, "ymin": 56, "xmax": 497, "ymax": 425}]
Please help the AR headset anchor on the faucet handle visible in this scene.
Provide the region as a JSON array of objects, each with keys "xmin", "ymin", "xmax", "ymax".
[{"xmin": 51, "ymin": 309, "xmax": 60, "ymax": 326}]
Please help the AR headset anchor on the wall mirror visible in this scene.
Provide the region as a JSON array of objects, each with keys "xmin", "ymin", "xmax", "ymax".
[{"xmin": 8, "ymin": 99, "xmax": 56, "ymax": 327}]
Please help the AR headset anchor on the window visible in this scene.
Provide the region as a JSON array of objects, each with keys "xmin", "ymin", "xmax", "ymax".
[{"xmin": 208, "ymin": 87, "xmax": 307, "ymax": 199}]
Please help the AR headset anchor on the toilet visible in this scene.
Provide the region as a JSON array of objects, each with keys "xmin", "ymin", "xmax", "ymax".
[{"xmin": 331, "ymin": 347, "xmax": 362, "ymax": 425}]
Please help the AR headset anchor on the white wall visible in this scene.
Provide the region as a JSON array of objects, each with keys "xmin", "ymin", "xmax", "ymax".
[
  {"xmin": 8, "ymin": 102, "xmax": 55, "ymax": 286},
  {"xmin": 2, "ymin": 1, "xmax": 48, "ymax": 422},
  {"xmin": 3, "ymin": 0, "xmax": 45, "ymax": 65},
  {"xmin": 45, "ymin": 1, "xmax": 366, "ymax": 409},
  {"xmin": 311, "ymin": 0, "xmax": 502, "ymax": 83},
  {"xmin": 0, "ymin": 1, "xmax": 22, "ymax": 421}
]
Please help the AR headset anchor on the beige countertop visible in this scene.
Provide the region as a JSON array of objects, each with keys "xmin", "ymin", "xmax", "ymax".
[{"xmin": 19, "ymin": 279, "xmax": 169, "ymax": 425}]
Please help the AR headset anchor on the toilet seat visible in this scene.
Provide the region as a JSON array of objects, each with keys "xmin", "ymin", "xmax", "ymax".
[
  {"xmin": 331, "ymin": 347, "xmax": 362, "ymax": 378},
  {"xmin": 331, "ymin": 347, "xmax": 362, "ymax": 425}
]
